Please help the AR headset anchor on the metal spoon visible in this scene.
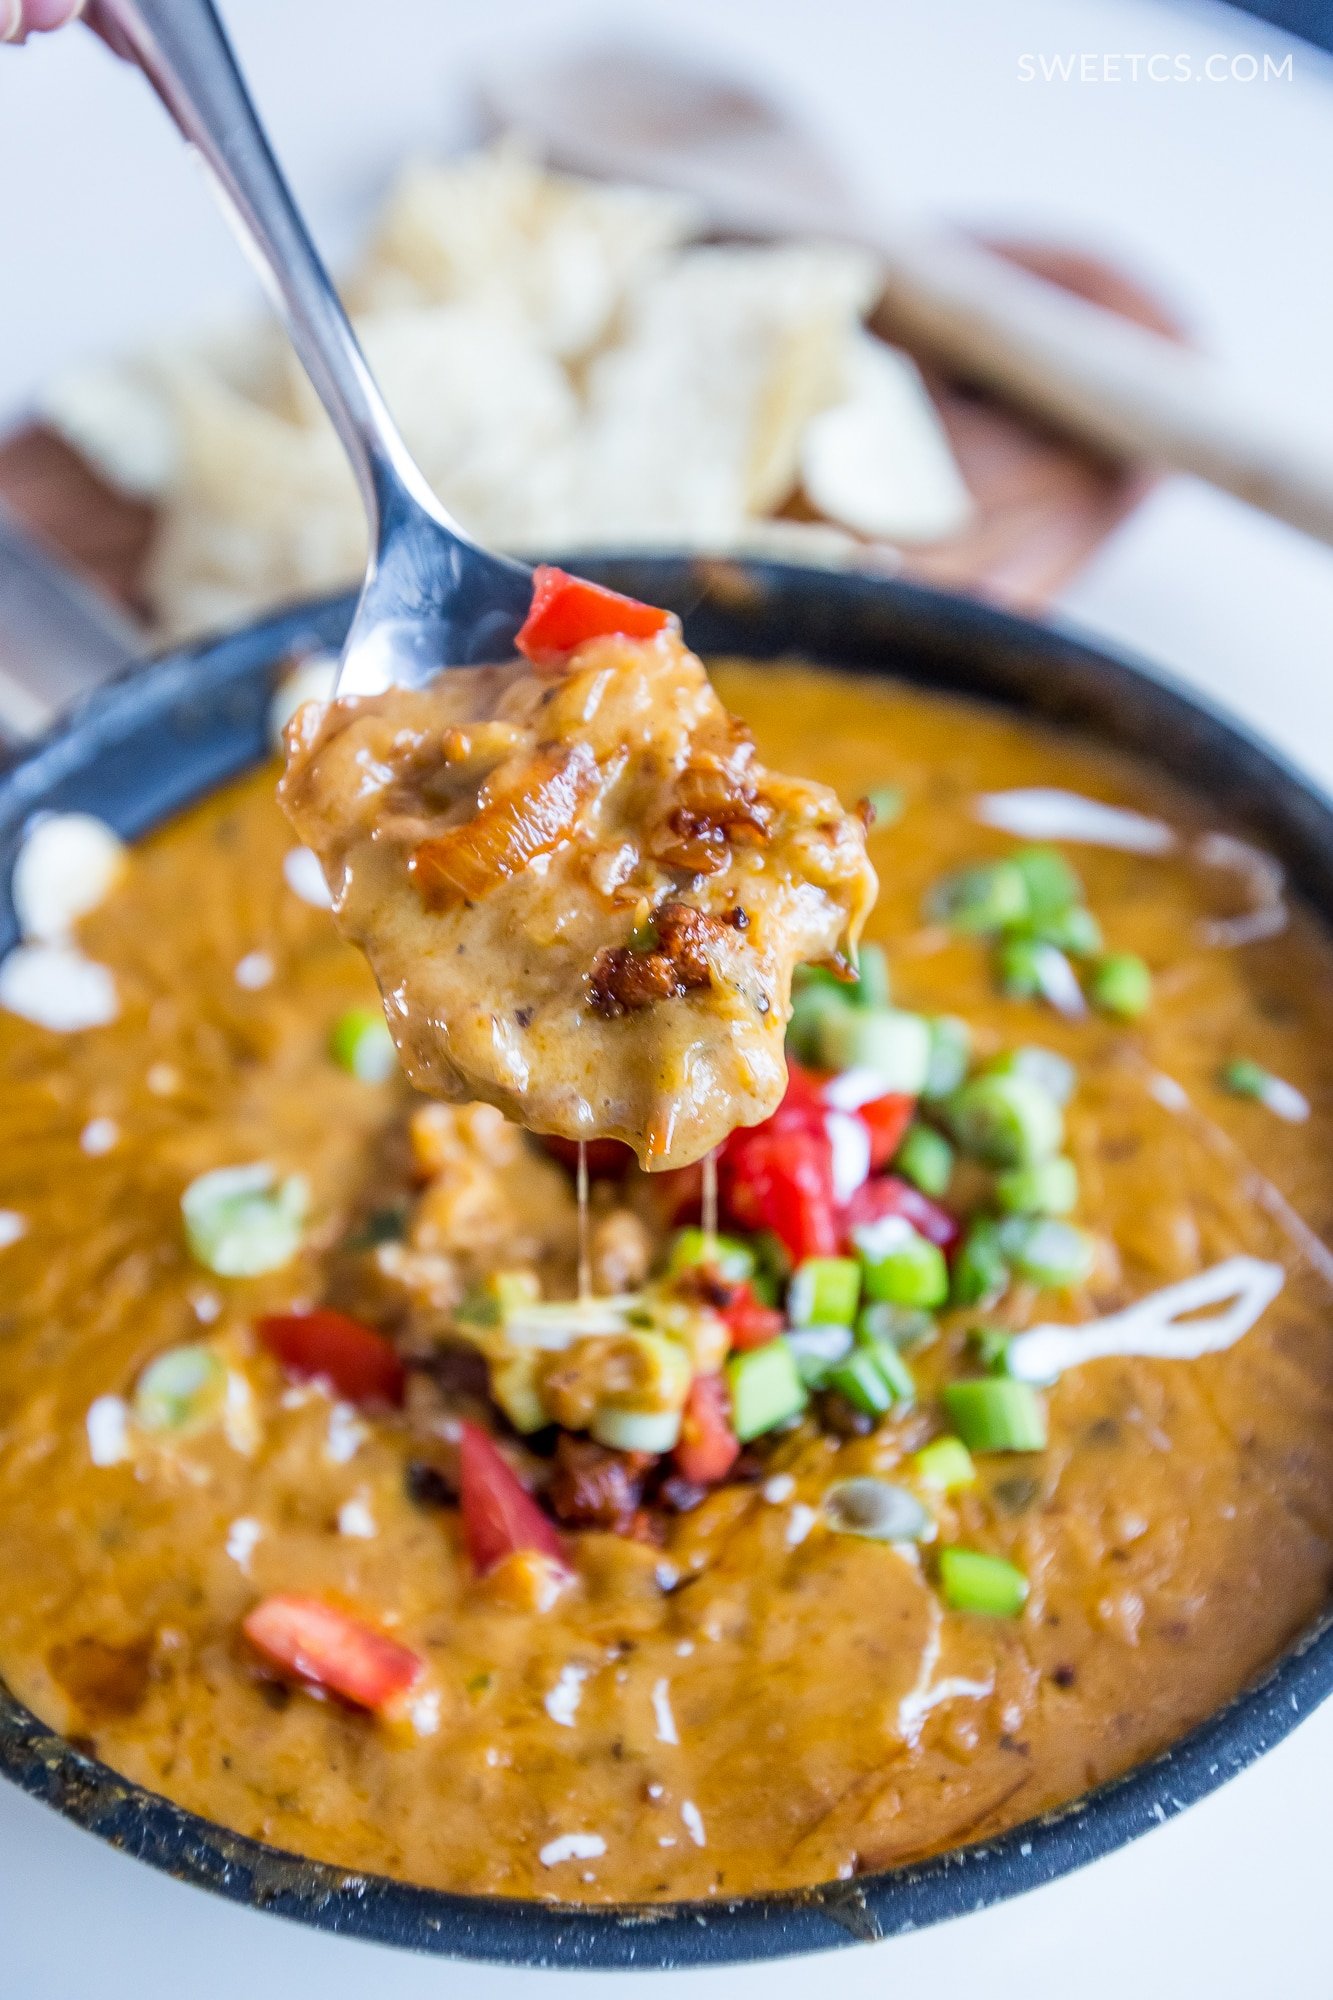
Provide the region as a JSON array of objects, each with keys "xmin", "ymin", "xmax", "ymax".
[
  {"xmin": 481, "ymin": 41, "xmax": 1333, "ymax": 550},
  {"xmin": 88, "ymin": 0, "xmax": 533, "ymax": 693}
]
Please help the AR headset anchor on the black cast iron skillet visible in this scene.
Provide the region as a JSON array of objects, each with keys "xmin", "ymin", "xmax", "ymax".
[{"xmin": 2, "ymin": 555, "xmax": 1332, "ymax": 1969}]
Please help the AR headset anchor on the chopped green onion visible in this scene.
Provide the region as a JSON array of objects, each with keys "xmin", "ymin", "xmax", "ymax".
[
  {"xmin": 787, "ymin": 1255, "xmax": 861, "ymax": 1328},
  {"xmin": 1011, "ymin": 846, "xmax": 1082, "ymax": 922},
  {"xmin": 938, "ymin": 1546, "xmax": 1029, "ymax": 1617},
  {"xmin": 985, "ymin": 1046, "xmax": 1077, "ymax": 1106},
  {"xmin": 922, "ymin": 1016, "xmax": 972, "ymax": 1100},
  {"xmin": 787, "ymin": 982, "xmax": 852, "ymax": 1065},
  {"xmin": 134, "ymin": 1343, "xmax": 227, "ymax": 1432},
  {"xmin": 591, "ymin": 1407, "xmax": 682, "ymax": 1453},
  {"xmin": 865, "ymin": 1337, "xmax": 916, "ymax": 1404},
  {"xmin": 968, "ymin": 1325, "xmax": 1014, "ymax": 1375},
  {"xmin": 997, "ymin": 1217, "xmax": 1096, "ymax": 1289},
  {"xmin": 329, "ymin": 1007, "xmax": 397, "ymax": 1083},
  {"xmin": 627, "ymin": 916, "xmax": 660, "ymax": 952},
  {"xmin": 1027, "ymin": 904, "xmax": 1103, "ymax": 959},
  {"xmin": 826, "ymin": 1339, "xmax": 914, "ymax": 1417},
  {"xmin": 815, "ymin": 1005, "xmax": 932, "ymax": 1093},
  {"xmin": 181, "ymin": 1164, "xmax": 308, "ymax": 1278},
  {"xmin": 792, "ymin": 963, "xmax": 848, "ymax": 994},
  {"xmin": 1216, "ymin": 1057, "xmax": 1310, "ymax": 1122},
  {"xmin": 1088, "ymin": 952, "xmax": 1152, "ymax": 1020},
  {"xmin": 854, "ymin": 1217, "xmax": 949, "ymax": 1309},
  {"xmin": 893, "ymin": 1123, "xmax": 954, "ymax": 1199},
  {"xmin": 943, "ymin": 1378, "xmax": 1048, "ymax": 1453},
  {"xmin": 911, "ymin": 1436, "xmax": 977, "ymax": 1494},
  {"xmin": 994, "ymin": 1156, "xmax": 1079, "ymax": 1217},
  {"xmin": 667, "ymin": 1227, "xmax": 756, "ymax": 1284},
  {"xmin": 856, "ymin": 1302, "xmax": 937, "ymax": 1351},
  {"xmin": 787, "ymin": 1323, "xmax": 855, "ymax": 1387},
  {"xmin": 950, "ymin": 1217, "xmax": 1010, "ymax": 1310},
  {"xmin": 946, "ymin": 1071, "xmax": 1064, "ymax": 1167},
  {"xmin": 727, "ymin": 1339, "xmax": 807, "ymax": 1440},
  {"xmin": 995, "ymin": 937, "xmax": 1080, "ymax": 1012},
  {"xmin": 927, "ymin": 860, "xmax": 1030, "ymax": 934},
  {"xmin": 862, "ymin": 786, "xmax": 906, "ymax": 830},
  {"xmin": 1220, "ymin": 1056, "xmax": 1270, "ymax": 1099},
  {"xmin": 823, "ymin": 1477, "xmax": 931, "ymax": 1543}
]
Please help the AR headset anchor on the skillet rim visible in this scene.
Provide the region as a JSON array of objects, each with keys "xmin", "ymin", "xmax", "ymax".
[{"xmin": 2, "ymin": 554, "xmax": 1331, "ymax": 1968}]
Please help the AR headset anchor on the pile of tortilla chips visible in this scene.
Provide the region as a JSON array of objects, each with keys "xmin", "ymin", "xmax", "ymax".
[{"xmin": 43, "ymin": 143, "xmax": 971, "ymax": 639}]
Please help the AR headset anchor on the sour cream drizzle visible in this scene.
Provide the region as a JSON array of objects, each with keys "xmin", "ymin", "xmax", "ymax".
[{"xmin": 1006, "ymin": 1256, "xmax": 1284, "ymax": 1385}]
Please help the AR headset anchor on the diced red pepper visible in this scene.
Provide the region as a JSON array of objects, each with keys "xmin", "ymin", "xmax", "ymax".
[
  {"xmin": 515, "ymin": 565, "xmax": 672, "ymax": 670},
  {"xmin": 459, "ymin": 1421, "xmax": 568, "ymax": 1577},
  {"xmin": 257, "ymin": 1308, "xmax": 405, "ymax": 1407},
  {"xmin": 841, "ymin": 1173, "xmax": 962, "ymax": 1253},
  {"xmin": 242, "ymin": 1595, "xmax": 423, "ymax": 1711},
  {"xmin": 856, "ymin": 1092, "xmax": 917, "ymax": 1171},
  {"xmin": 718, "ymin": 1280, "xmax": 785, "ymax": 1352},
  {"xmin": 540, "ymin": 1134, "xmax": 634, "ymax": 1180},
  {"xmin": 719, "ymin": 1122, "xmax": 840, "ymax": 1264},
  {"xmin": 673, "ymin": 1373, "xmax": 741, "ymax": 1485}
]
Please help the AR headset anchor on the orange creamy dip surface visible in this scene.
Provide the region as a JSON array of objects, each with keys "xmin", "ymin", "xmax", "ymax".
[{"xmin": 2, "ymin": 663, "xmax": 1333, "ymax": 1902}]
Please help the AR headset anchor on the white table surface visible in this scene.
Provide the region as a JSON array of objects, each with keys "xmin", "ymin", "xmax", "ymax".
[{"xmin": 4, "ymin": 0, "xmax": 1333, "ymax": 1993}]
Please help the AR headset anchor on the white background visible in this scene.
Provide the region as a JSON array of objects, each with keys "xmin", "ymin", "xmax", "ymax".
[{"xmin": 3, "ymin": 0, "xmax": 1333, "ymax": 1994}]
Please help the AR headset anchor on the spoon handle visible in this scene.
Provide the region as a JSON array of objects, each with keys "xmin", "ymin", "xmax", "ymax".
[{"xmin": 87, "ymin": 0, "xmax": 440, "ymax": 537}]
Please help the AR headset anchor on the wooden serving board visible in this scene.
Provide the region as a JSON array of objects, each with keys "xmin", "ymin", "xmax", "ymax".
[{"xmin": 0, "ymin": 241, "xmax": 1180, "ymax": 637}]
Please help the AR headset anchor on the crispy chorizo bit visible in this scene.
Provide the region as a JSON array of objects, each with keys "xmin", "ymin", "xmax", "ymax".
[
  {"xmin": 547, "ymin": 1433, "xmax": 653, "ymax": 1531},
  {"xmin": 410, "ymin": 743, "xmax": 597, "ymax": 907},
  {"xmin": 651, "ymin": 740, "xmax": 773, "ymax": 874},
  {"xmin": 589, "ymin": 901, "xmax": 732, "ymax": 1017}
]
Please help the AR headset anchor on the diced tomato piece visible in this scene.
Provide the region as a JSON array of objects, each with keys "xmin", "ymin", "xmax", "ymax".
[
  {"xmin": 841, "ymin": 1174, "xmax": 962, "ymax": 1252},
  {"xmin": 718, "ymin": 1280, "xmax": 785, "ymax": 1351},
  {"xmin": 767, "ymin": 1059, "xmax": 830, "ymax": 1135},
  {"xmin": 856, "ymin": 1093, "xmax": 917, "ymax": 1171},
  {"xmin": 257, "ymin": 1308, "xmax": 405, "ymax": 1406},
  {"xmin": 459, "ymin": 1421, "xmax": 568, "ymax": 1577},
  {"xmin": 515, "ymin": 565, "xmax": 672, "ymax": 670},
  {"xmin": 719, "ymin": 1123, "xmax": 840, "ymax": 1264},
  {"xmin": 673, "ymin": 1373, "xmax": 740, "ymax": 1485},
  {"xmin": 539, "ymin": 1134, "xmax": 634, "ymax": 1180},
  {"xmin": 242, "ymin": 1595, "xmax": 423, "ymax": 1711}
]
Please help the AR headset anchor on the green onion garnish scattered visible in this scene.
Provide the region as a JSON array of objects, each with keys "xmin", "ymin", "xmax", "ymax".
[
  {"xmin": 911, "ymin": 1436, "xmax": 977, "ymax": 1494},
  {"xmin": 816, "ymin": 1005, "xmax": 932, "ymax": 1093},
  {"xmin": 1218, "ymin": 1059, "xmax": 1310, "ymax": 1122},
  {"xmin": 985, "ymin": 1046, "xmax": 1077, "ymax": 1105},
  {"xmin": 823, "ymin": 1477, "xmax": 931, "ymax": 1542},
  {"xmin": 922, "ymin": 1015, "xmax": 972, "ymax": 1100},
  {"xmin": 787, "ymin": 1256, "xmax": 862, "ymax": 1328},
  {"xmin": 1028, "ymin": 904, "xmax": 1103, "ymax": 959},
  {"xmin": 329, "ymin": 1007, "xmax": 397, "ymax": 1083},
  {"xmin": 927, "ymin": 859, "xmax": 1031, "ymax": 934},
  {"xmin": 857, "ymin": 1302, "xmax": 937, "ymax": 1351},
  {"xmin": 893, "ymin": 1123, "xmax": 954, "ymax": 1199},
  {"xmin": 667, "ymin": 1227, "xmax": 756, "ymax": 1284},
  {"xmin": 852, "ymin": 943, "xmax": 892, "ymax": 1011},
  {"xmin": 994, "ymin": 1155, "xmax": 1079, "ymax": 1217},
  {"xmin": 946, "ymin": 1070, "xmax": 1064, "ymax": 1167},
  {"xmin": 938, "ymin": 1546, "xmax": 1029, "ymax": 1617},
  {"xmin": 134, "ymin": 1343, "xmax": 227, "ymax": 1433},
  {"xmin": 968, "ymin": 1326, "xmax": 1014, "ymax": 1375},
  {"xmin": 854, "ymin": 1218, "xmax": 950, "ymax": 1310},
  {"xmin": 943, "ymin": 1378, "xmax": 1048, "ymax": 1453},
  {"xmin": 1011, "ymin": 845, "xmax": 1083, "ymax": 922},
  {"xmin": 826, "ymin": 1340, "xmax": 914, "ymax": 1417},
  {"xmin": 995, "ymin": 936, "xmax": 1082, "ymax": 1013},
  {"xmin": 181, "ymin": 1163, "xmax": 308, "ymax": 1277},
  {"xmin": 862, "ymin": 786, "xmax": 906, "ymax": 830},
  {"xmin": 726, "ymin": 1340, "xmax": 807, "ymax": 1441},
  {"xmin": 787, "ymin": 1323, "xmax": 855, "ymax": 1387},
  {"xmin": 997, "ymin": 1217, "xmax": 1096, "ymax": 1289},
  {"xmin": 950, "ymin": 1217, "xmax": 1011, "ymax": 1310},
  {"xmin": 1088, "ymin": 952, "xmax": 1152, "ymax": 1020}
]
